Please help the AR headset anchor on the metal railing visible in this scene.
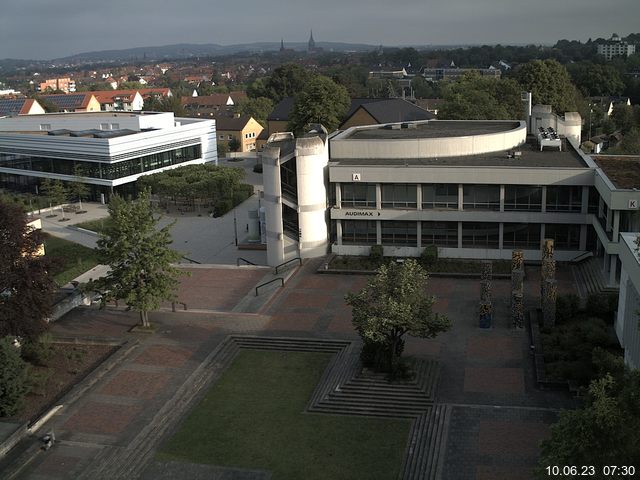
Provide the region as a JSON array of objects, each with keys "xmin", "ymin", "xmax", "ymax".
[
  {"xmin": 274, "ymin": 257, "xmax": 302, "ymax": 274},
  {"xmin": 570, "ymin": 251, "xmax": 593, "ymax": 263},
  {"xmin": 255, "ymin": 277, "xmax": 284, "ymax": 296},
  {"xmin": 237, "ymin": 257, "xmax": 257, "ymax": 266},
  {"xmin": 181, "ymin": 256, "xmax": 202, "ymax": 264}
]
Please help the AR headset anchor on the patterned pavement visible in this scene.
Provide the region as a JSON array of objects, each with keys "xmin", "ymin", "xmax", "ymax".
[{"xmin": 10, "ymin": 261, "xmax": 579, "ymax": 480}]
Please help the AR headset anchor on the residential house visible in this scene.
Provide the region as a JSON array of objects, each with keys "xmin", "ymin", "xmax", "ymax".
[
  {"xmin": 38, "ymin": 77, "xmax": 76, "ymax": 93},
  {"xmin": 0, "ymin": 98, "xmax": 45, "ymax": 117},
  {"xmin": 39, "ymin": 93, "xmax": 101, "ymax": 113},
  {"xmin": 91, "ymin": 90, "xmax": 144, "ymax": 111},
  {"xmin": 216, "ymin": 115, "xmax": 263, "ymax": 152},
  {"xmin": 340, "ymin": 98, "xmax": 435, "ymax": 130}
]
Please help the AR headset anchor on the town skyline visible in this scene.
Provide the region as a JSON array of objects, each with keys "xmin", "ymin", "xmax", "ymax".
[{"xmin": 1, "ymin": 0, "xmax": 638, "ymax": 60}]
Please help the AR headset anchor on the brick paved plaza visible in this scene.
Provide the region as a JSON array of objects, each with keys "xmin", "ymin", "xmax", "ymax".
[{"xmin": 5, "ymin": 260, "xmax": 579, "ymax": 480}]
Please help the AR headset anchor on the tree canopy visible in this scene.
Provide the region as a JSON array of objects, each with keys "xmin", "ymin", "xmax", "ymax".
[
  {"xmin": 250, "ymin": 63, "xmax": 315, "ymax": 103},
  {"xmin": 233, "ymin": 96, "xmax": 273, "ymax": 127},
  {"xmin": 438, "ymin": 72, "xmax": 523, "ymax": 120},
  {"xmin": 0, "ymin": 201, "xmax": 55, "ymax": 340},
  {"xmin": 514, "ymin": 59, "xmax": 581, "ymax": 113},
  {"xmin": 345, "ymin": 259, "xmax": 451, "ymax": 376},
  {"xmin": 288, "ymin": 75, "xmax": 351, "ymax": 134},
  {"xmin": 536, "ymin": 364, "xmax": 640, "ymax": 477},
  {"xmin": 0, "ymin": 337, "xmax": 30, "ymax": 417},
  {"xmin": 90, "ymin": 191, "xmax": 184, "ymax": 328},
  {"xmin": 567, "ymin": 62, "xmax": 625, "ymax": 97}
]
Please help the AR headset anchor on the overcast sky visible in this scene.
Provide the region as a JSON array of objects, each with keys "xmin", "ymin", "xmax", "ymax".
[{"xmin": 1, "ymin": 0, "xmax": 638, "ymax": 60}]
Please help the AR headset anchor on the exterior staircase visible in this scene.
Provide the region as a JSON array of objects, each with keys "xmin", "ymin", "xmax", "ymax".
[{"xmin": 572, "ymin": 257, "xmax": 619, "ymax": 298}]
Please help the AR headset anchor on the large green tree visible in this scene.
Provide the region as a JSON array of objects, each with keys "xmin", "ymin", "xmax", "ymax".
[
  {"xmin": 233, "ymin": 96, "xmax": 273, "ymax": 127},
  {"xmin": 0, "ymin": 201, "xmax": 54, "ymax": 340},
  {"xmin": 438, "ymin": 72, "xmax": 523, "ymax": 120},
  {"xmin": 91, "ymin": 191, "xmax": 184, "ymax": 328},
  {"xmin": 567, "ymin": 62, "xmax": 625, "ymax": 97},
  {"xmin": 0, "ymin": 337, "xmax": 30, "ymax": 417},
  {"xmin": 514, "ymin": 59, "xmax": 581, "ymax": 113},
  {"xmin": 536, "ymin": 368, "xmax": 640, "ymax": 477},
  {"xmin": 262, "ymin": 63, "xmax": 315, "ymax": 103},
  {"xmin": 345, "ymin": 259, "xmax": 451, "ymax": 377},
  {"xmin": 288, "ymin": 75, "xmax": 351, "ymax": 134}
]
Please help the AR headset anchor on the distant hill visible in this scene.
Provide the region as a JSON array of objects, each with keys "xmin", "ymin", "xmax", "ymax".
[{"xmin": 52, "ymin": 41, "xmax": 379, "ymax": 63}]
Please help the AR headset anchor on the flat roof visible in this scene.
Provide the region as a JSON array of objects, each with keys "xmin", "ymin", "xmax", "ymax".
[
  {"xmin": 345, "ymin": 120, "xmax": 521, "ymax": 140},
  {"xmin": 331, "ymin": 139, "xmax": 588, "ymax": 169},
  {"xmin": 593, "ymin": 155, "xmax": 640, "ymax": 189}
]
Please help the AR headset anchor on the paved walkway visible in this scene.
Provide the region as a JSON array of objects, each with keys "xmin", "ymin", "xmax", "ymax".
[{"xmin": 6, "ymin": 261, "xmax": 580, "ymax": 480}]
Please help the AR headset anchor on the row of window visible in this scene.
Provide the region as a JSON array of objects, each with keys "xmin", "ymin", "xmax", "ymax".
[
  {"xmin": 340, "ymin": 183, "xmax": 599, "ymax": 213},
  {"xmin": 0, "ymin": 145, "xmax": 202, "ymax": 181},
  {"xmin": 340, "ymin": 220, "xmax": 581, "ymax": 250}
]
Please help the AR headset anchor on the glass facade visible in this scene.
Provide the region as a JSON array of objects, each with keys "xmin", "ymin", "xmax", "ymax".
[
  {"xmin": 342, "ymin": 220, "xmax": 377, "ymax": 245},
  {"xmin": 0, "ymin": 145, "xmax": 201, "ymax": 181},
  {"xmin": 545, "ymin": 224, "xmax": 581, "ymax": 250},
  {"xmin": 462, "ymin": 222, "xmax": 500, "ymax": 248},
  {"xmin": 421, "ymin": 221, "xmax": 458, "ymax": 247},
  {"xmin": 546, "ymin": 186, "xmax": 582, "ymax": 212},
  {"xmin": 422, "ymin": 184, "xmax": 458, "ymax": 209},
  {"xmin": 503, "ymin": 223, "xmax": 541, "ymax": 249},
  {"xmin": 504, "ymin": 186, "xmax": 542, "ymax": 211},
  {"xmin": 280, "ymin": 159, "xmax": 297, "ymax": 200},
  {"xmin": 463, "ymin": 185, "xmax": 500, "ymax": 211},
  {"xmin": 381, "ymin": 221, "xmax": 417, "ymax": 246},
  {"xmin": 341, "ymin": 183, "xmax": 376, "ymax": 208},
  {"xmin": 382, "ymin": 184, "xmax": 417, "ymax": 209}
]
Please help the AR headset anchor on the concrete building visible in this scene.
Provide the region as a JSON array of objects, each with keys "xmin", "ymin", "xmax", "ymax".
[
  {"xmin": 215, "ymin": 115, "xmax": 263, "ymax": 153},
  {"xmin": 0, "ymin": 111, "xmax": 216, "ymax": 200},
  {"xmin": 38, "ymin": 77, "xmax": 76, "ymax": 93},
  {"xmin": 597, "ymin": 34, "xmax": 636, "ymax": 60}
]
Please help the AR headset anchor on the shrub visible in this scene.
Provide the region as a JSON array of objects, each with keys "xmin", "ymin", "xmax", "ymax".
[
  {"xmin": 213, "ymin": 199, "xmax": 233, "ymax": 217},
  {"xmin": 369, "ymin": 245, "xmax": 384, "ymax": 262},
  {"xmin": 420, "ymin": 245, "xmax": 438, "ymax": 268},
  {"xmin": 555, "ymin": 294, "xmax": 581, "ymax": 324},
  {"xmin": 591, "ymin": 347, "xmax": 625, "ymax": 382},
  {"xmin": 0, "ymin": 337, "xmax": 30, "ymax": 417},
  {"xmin": 21, "ymin": 332, "xmax": 54, "ymax": 366},
  {"xmin": 586, "ymin": 293, "xmax": 618, "ymax": 324}
]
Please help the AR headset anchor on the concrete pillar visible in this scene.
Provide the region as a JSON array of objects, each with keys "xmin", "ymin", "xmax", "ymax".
[
  {"xmin": 499, "ymin": 223, "xmax": 504, "ymax": 250},
  {"xmin": 579, "ymin": 224, "xmax": 587, "ymax": 251},
  {"xmin": 539, "ymin": 224, "xmax": 546, "ymax": 249},
  {"xmin": 613, "ymin": 210, "xmax": 620, "ymax": 241},
  {"xmin": 417, "ymin": 221, "xmax": 422, "ymax": 249},
  {"xmin": 262, "ymin": 146, "xmax": 285, "ymax": 267},
  {"xmin": 376, "ymin": 183, "xmax": 382, "ymax": 210},
  {"xmin": 458, "ymin": 184, "xmax": 464, "ymax": 211},
  {"xmin": 335, "ymin": 183, "xmax": 341, "ymax": 208},
  {"xmin": 615, "ymin": 268, "xmax": 629, "ymax": 343},
  {"xmin": 609, "ymin": 254, "xmax": 618, "ymax": 287},
  {"xmin": 457, "ymin": 222, "xmax": 463, "ymax": 249},
  {"xmin": 581, "ymin": 186, "xmax": 589, "ymax": 214},
  {"xmin": 499, "ymin": 185, "xmax": 505, "ymax": 212},
  {"xmin": 376, "ymin": 220, "xmax": 381, "ymax": 245},
  {"xmin": 416, "ymin": 184, "xmax": 422, "ymax": 211},
  {"xmin": 336, "ymin": 219, "xmax": 342, "ymax": 246},
  {"xmin": 541, "ymin": 186, "xmax": 547, "ymax": 213}
]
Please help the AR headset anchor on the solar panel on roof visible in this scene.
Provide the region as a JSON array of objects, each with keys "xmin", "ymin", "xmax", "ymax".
[
  {"xmin": 0, "ymin": 99, "xmax": 26, "ymax": 116},
  {"xmin": 42, "ymin": 94, "xmax": 85, "ymax": 109}
]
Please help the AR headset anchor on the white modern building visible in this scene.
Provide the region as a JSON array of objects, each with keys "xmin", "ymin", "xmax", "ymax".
[
  {"xmin": 615, "ymin": 233, "xmax": 640, "ymax": 369},
  {"xmin": 597, "ymin": 34, "xmax": 636, "ymax": 60},
  {"xmin": 0, "ymin": 111, "xmax": 217, "ymax": 199}
]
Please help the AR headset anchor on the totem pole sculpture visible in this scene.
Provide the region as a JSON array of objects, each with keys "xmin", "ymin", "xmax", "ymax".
[
  {"xmin": 511, "ymin": 250, "xmax": 525, "ymax": 329},
  {"xmin": 479, "ymin": 260, "xmax": 492, "ymax": 328},
  {"xmin": 541, "ymin": 239, "xmax": 557, "ymax": 326}
]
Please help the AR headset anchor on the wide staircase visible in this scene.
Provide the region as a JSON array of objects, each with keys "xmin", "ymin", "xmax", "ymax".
[{"xmin": 573, "ymin": 257, "xmax": 619, "ymax": 298}]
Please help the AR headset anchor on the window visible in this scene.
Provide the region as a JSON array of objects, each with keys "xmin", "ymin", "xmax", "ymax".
[
  {"xmin": 545, "ymin": 224, "xmax": 580, "ymax": 250},
  {"xmin": 503, "ymin": 223, "xmax": 541, "ymax": 249},
  {"xmin": 422, "ymin": 184, "xmax": 458, "ymax": 209},
  {"xmin": 341, "ymin": 183, "xmax": 376, "ymax": 208},
  {"xmin": 463, "ymin": 185, "xmax": 499, "ymax": 210},
  {"xmin": 342, "ymin": 220, "xmax": 377, "ymax": 245},
  {"xmin": 228, "ymin": 135, "xmax": 233, "ymax": 140},
  {"xmin": 588, "ymin": 186, "xmax": 599, "ymax": 214},
  {"xmin": 381, "ymin": 221, "xmax": 417, "ymax": 246},
  {"xmin": 421, "ymin": 221, "xmax": 458, "ymax": 247},
  {"xmin": 381, "ymin": 184, "xmax": 417, "ymax": 209},
  {"xmin": 111, "ymin": 123, "xmax": 119, "ymax": 130},
  {"xmin": 100, "ymin": 123, "xmax": 109, "ymax": 130},
  {"xmin": 39, "ymin": 124, "xmax": 51, "ymax": 131},
  {"xmin": 462, "ymin": 222, "xmax": 499, "ymax": 248},
  {"xmin": 504, "ymin": 186, "xmax": 542, "ymax": 211},
  {"xmin": 546, "ymin": 186, "xmax": 582, "ymax": 212}
]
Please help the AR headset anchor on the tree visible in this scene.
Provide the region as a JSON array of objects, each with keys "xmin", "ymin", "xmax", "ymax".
[
  {"xmin": 610, "ymin": 103, "xmax": 635, "ymax": 133},
  {"xmin": 609, "ymin": 128, "xmax": 640, "ymax": 154},
  {"xmin": 40, "ymin": 178, "xmax": 69, "ymax": 220},
  {"xmin": 69, "ymin": 165, "xmax": 90, "ymax": 212},
  {"xmin": 514, "ymin": 59, "xmax": 581, "ymax": 113},
  {"xmin": 233, "ymin": 96, "xmax": 273, "ymax": 127},
  {"xmin": 345, "ymin": 259, "xmax": 451, "ymax": 377},
  {"xmin": 567, "ymin": 62, "xmax": 625, "ymax": 97},
  {"xmin": 142, "ymin": 95, "xmax": 185, "ymax": 117},
  {"xmin": 263, "ymin": 63, "xmax": 314, "ymax": 103},
  {"xmin": 228, "ymin": 137, "xmax": 241, "ymax": 152},
  {"xmin": 288, "ymin": 75, "xmax": 351, "ymax": 134},
  {"xmin": 536, "ymin": 368, "xmax": 640, "ymax": 477},
  {"xmin": 0, "ymin": 337, "xmax": 30, "ymax": 417},
  {"xmin": 90, "ymin": 190, "xmax": 185, "ymax": 328},
  {"xmin": 0, "ymin": 201, "xmax": 55, "ymax": 340},
  {"xmin": 438, "ymin": 72, "xmax": 523, "ymax": 120}
]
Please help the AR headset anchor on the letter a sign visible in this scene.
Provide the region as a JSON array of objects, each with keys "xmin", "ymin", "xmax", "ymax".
[{"xmin": 352, "ymin": 173, "xmax": 361, "ymax": 182}]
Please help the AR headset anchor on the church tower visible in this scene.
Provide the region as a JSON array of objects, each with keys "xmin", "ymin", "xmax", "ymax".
[
  {"xmin": 308, "ymin": 30, "xmax": 316, "ymax": 52},
  {"xmin": 280, "ymin": 38, "xmax": 285, "ymax": 52}
]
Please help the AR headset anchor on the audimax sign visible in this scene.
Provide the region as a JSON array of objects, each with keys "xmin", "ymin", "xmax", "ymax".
[{"xmin": 344, "ymin": 211, "xmax": 381, "ymax": 217}]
